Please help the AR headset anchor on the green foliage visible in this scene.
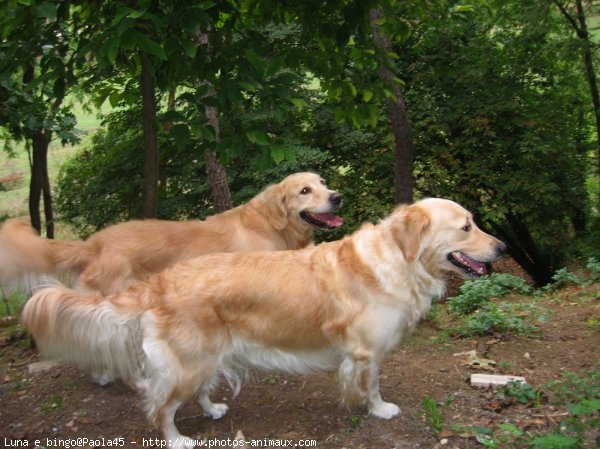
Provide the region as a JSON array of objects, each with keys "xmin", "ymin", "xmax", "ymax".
[
  {"xmin": 56, "ymin": 105, "xmax": 333, "ymax": 234},
  {"xmin": 499, "ymin": 381, "xmax": 544, "ymax": 407},
  {"xmin": 545, "ymin": 366, "xmax": 600, "ymax": 406},
  {"xmin": 585, "ymin": 257, "xmax": 600, "ymax": 283},
  {"xmin": 536, "ymin": 258, "xmax": 600, "ymax": 293},
  {"xmin": 527, "ymin": 366, "xmax": 600, "ymax": 449},
  {"xmin": 0, "ymin": 0, "xmax": 82, "ymax": 148},
  {"xmin": 457, "ymin": 303, "xmax": 534, "ymax": 337},
  {"xmin": 448, "ymin": 273, "xmax": 533, "ymax": 316},
  {"xmin": 397, "ymin": 0, "xmax": 593, "ymax": 285}
]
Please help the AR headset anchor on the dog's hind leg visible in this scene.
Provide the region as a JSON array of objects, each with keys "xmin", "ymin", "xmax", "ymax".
[
  {"xmin": 197, "ymin": 391, "xmax": 229, "ymax": 420},
  {"xmin": 338, "ymin": 354, "xmax": 400, "ymax": 419},
  {"xmin": 194, "ymin": 370, "xmax": 228, "ymax": 420}
]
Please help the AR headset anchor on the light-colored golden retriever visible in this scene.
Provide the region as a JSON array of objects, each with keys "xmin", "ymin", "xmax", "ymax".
[
  {"xmin": 0, "ymin": 172, "xmax": 342, "ymax": 296},
  {"xmin": 21, "ymin": 198, "xmax": 505, "ymax": 448}
]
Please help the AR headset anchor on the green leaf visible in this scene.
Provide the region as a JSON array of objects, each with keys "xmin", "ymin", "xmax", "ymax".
[
  {"xmin": 196, "ymin": 0, "xmax": 217, "ymax": 10},
  {"xmin": 290, "ymin": 98, "xmax": 309, "ymax": 110},
  {"xmin": 181, "ymin": 40, "xmax": 198, "ymax": 58},
  {"xmin": 110, "ymin": 6, "xmax": 132, "ymax": 27},
  {"xmin": 530, "ymin": 434, "xmax": 579, "ymax": 449},
  {"xmin": 451, "ymin": 5, "xmax": 475, "ymax": 13},
  {"xmin": 270, "ymin": 146, "xmax": 286, "ymax": 164},
  {"xmin": 190, "ymin": 122, "xmax": 215, "ymax": 142},
  {"xmin": 35, "ymin": 2, "xmax": 57, "ymax": 20},
  {"xmin": 108, "ymin": 91, "xmax": 122, "ymax": 108},
  {"xmin": 107, "ymin": 37, "xmax": 120, "ymax": 64},
  {"xmin": 128, "ymin": 8, "xmax": 147, "ymax": 19},
  {"xmin": 136, "ymin": 34, "xmax": 167, "ymax": 60},
  {"xmin": 238, "ymin": 81, "xmax": 257, "ymax": 92},
  {"xmin": 120, "ymin": 29, "xmax": 138, "ymax": 51},
  {"xmin": 266, "ymin": 55, "xmax": 286, "ymax": 77},
  {"xmin": 170, "ymin": 123, "xmax": 191, "ymax": 147},
  {"xmin": 52, "ymin": 77, "xmax": 65, "ymax": 99},
  {"xmin": 362, "ymin": 90, "xmax": 373, "ymax": 102},
  {"xmin": 161, "ymin": 110, "xmax": 185, "ymax": 122},
  {"xmin": 244, "ymin": 50, "xmax": 264, "ymax": 75},
  {"xmin": 246, "ymin": 129, "xmax": 269, "ymax": 145}
]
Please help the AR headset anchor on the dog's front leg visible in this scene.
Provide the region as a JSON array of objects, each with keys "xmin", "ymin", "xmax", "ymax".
[
  {"xmin": 338, "ymin": 355, "xmax": 400, "ymax": 419},
  {"xmin": 366, "ymin": 372, "xmax": 401, "ymax": 419}
]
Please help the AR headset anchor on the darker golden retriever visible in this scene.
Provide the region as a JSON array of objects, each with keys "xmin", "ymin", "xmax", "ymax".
[{"xmin": 0, "ymin": 172, "xmax": 342, "ymax": 296}]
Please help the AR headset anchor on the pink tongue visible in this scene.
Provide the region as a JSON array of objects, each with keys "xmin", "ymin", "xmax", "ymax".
[{"xmin": 312, "ymin": 213, "xmax": 343, "ymax": 227}]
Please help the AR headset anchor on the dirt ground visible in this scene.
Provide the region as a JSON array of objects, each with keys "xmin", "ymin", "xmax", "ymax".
[{"xmin": 1, "ymin": 262, "xmax": 598, "ymax": 449}]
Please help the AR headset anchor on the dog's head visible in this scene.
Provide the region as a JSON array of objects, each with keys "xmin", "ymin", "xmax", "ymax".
[
  {"xmin": 391, "ymin": 198, "xmax": 506, "ymax": 278},
  {"xmin": 262, "ymin": 172, "xmax": 343, "ymax": 231}
]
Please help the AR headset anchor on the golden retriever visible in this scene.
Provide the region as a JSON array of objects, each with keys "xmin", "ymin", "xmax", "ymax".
[
  {"xmin": 21, "ymin": 198, "xmax": 505, "ymax": 448},
  {"xmin": 0, "ymin": 172, "xmax": 342, "ymax": 296}
]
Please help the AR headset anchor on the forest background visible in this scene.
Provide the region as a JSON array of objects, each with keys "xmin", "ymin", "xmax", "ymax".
[{"xmin": 1, "ymin": 0, "xmax": 599, "ymax": 286}]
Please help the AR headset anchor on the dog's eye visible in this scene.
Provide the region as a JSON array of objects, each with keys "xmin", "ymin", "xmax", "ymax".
[
  {"xmin": 320, "ymin": 179, "xmax": 326, "ymax": 185},
  {"xmin": 462, "ymin": 224, "xmax": 472, "ymax": 232},
  {"xmin": 300, "ymin": 187, "xmax": 312, "ymax": 195}
]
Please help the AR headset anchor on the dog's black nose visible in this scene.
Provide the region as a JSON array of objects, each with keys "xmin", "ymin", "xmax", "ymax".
[
  {"xmin": 496, "ymin": 241, "xmax": 507, "ymax": 255},
  {"xmin": 329, "ymin": 192, "xmax": 342, "ymax": 206}
]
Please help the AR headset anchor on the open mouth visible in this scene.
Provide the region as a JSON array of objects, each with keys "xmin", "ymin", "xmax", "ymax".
[
  {"xmin": 447, "ymin": 251, "xmax": 488, "ymax": 278},
  {"xmin": 300, "ymin": 211, "xmax": 344, "ymax": 230}
]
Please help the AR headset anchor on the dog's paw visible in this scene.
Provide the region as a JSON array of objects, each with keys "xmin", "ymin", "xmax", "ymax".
[
  {"xmin": 203, "ymin": 402, "xmax": 229, "ymax": 420},
  {"xmin": 91, "ymin": 370, "xmax": 114, "ymax": 386},
  {"xmin": 370, "ymin": 401, "xmax": 401, "ymax": 419}
]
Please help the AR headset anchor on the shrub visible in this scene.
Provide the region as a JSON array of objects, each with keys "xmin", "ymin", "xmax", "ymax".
[
  {"xmin": 457, "ymin": 303, "xmax": 533, "ymax": 336},
  {"xmin": 448, "ymin": 273, "xmax": 532, "ymax": 316}
]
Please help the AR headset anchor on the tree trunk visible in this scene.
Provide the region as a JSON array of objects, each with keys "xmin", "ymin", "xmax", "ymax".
[
  {"xmin": 197, "ymin": 30, "xmax": 232, "ymax": 212},
  {"xmin": 491, "ymin": 214, "xmax": 555, "ymax": 286},
  {"xmin": 555, "ymin": 0, "xmax": 600, "ymax": 201},
  {"xmin": 204, "ymin": 104, "xmax": 232, "ymax": 212},
  {"xmin": 28, "ymin": 129, "xmax": 54, "ymax": 238},
  {"xmin": 140, "ymin": 52, "xmax": 159, "ymax": 219},
  {"xmin": 574, "ymin": 0, "xmax": 600, "ymax": 193},
  {"xmin": 370, "ymin": 8, "xmax": 415, "ymax": 205}
]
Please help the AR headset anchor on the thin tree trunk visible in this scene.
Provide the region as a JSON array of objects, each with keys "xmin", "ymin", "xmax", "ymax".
[
  {"xmin": 23, "ymin": 66, "xmax": 54, "ymax": 237},
  {"xmin": 204, "ymin": 104, "xmax": 232, "ymax": 212},
  {"xmin": 140, "ymin": 52, "xmax": 159, "ymax": 218},
  {"xmin": 370, "ymin": 8, "xmax": 415, "ymax": 205},
  {"xmin": 28, "ymin": 130, "xmax": 53, "ymax": 237},
  {"xmin": 555, "ymin": 0, "xmax": 600, "ymax": 198},
  {"xmin": 198, "ymin": 30, "xmax": 232, "ymax": 212},
  {"xmin": 574, "ymin": 0, "xmax": 600, "ymax": 188}
]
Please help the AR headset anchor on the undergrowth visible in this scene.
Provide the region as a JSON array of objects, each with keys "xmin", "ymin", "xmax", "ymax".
[{"xmin": 445, "ymin": 259, "xmax": 598, "ymax": 337}]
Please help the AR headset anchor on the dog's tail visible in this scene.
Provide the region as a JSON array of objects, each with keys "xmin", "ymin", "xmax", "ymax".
[
  {"xmin": 22, "ymin": 286, "xmax": 144, "ymax": 382},
  {"xmin": 0, "ymin": 219, "xmax": 92, "ymax": 294}
]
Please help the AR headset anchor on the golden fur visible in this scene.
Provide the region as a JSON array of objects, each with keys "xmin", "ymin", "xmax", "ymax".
[
  {"xmin": 21, "ymin": 198, "xmax": 505, "ymax": 448},
  {"xmin": 0, "ymin": 172, "xmax": 342, "ymax": 296}
]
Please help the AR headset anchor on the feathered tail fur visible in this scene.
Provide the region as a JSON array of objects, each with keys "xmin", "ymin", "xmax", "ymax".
[
  {"xmin": 0, "ymin": 219, "xmax": 91, "ymax": 294},
  {"xmin": 21, "ymin": 286, "xmax": 145, "ymax": 384}
]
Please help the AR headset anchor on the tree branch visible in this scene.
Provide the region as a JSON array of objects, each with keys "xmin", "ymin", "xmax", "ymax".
[{"xmin": 553, "ymin": 0, "xmax": 583, "ymax": 37}]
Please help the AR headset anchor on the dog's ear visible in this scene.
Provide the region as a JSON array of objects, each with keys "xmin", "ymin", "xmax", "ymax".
[
  {"xmin": 261, "ymin": 184, "xmax": 288, "ymax": 231},
  {"xmin": 392, "ymin": 204, "xmax": 430, "ymax": 263}
]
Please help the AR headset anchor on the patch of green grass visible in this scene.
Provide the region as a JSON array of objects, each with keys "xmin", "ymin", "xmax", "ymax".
[
  {"xmin": 347, "ymin": 414, "xmax": 362, "ymax": 428},
  {"xmin": 1, "ymin": 290, "xmax": 28, "ymax": 318},
  {"xmin": 421, "ymin": 395, "xmax": 453, "ymax": 434},
  {"xmin": 261, "ymin": 374, "xmax": 283, "ymax": 385},
  {"xmin": 41, "ymin": 394, "xmax": 65, "ymax": 412}
]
